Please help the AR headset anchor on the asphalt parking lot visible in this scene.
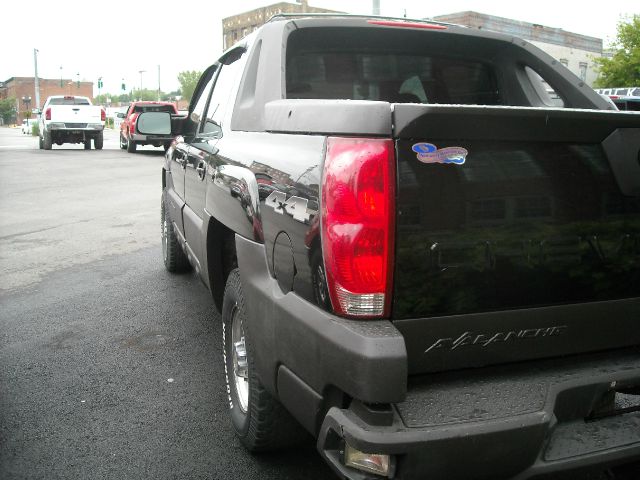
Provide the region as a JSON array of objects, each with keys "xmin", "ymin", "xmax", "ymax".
[
  {"xmin": 1, "ymin": 127, "xmax": 638, "ymax": 480},
  {"xmin": 0, "ymin": 127, "xmax": 333, "ymax": 480}
]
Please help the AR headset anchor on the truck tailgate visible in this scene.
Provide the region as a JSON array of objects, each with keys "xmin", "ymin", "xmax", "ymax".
[
  {"xmin": 392, "ymin": 105, "xmax": 640, "ymax": 374},
  {"xmin": 50, "ymin": 105, "xmax": 102, "ymax": 124}
]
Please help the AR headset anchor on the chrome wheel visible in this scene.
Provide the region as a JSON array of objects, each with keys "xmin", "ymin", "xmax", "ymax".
[
  {"xmin": 316, "ymin": 263, "xmax": 328, "ymax": 305},
  {"xmin": 231, "ymin": 304, "xmax": 249, "ymax": 413}
]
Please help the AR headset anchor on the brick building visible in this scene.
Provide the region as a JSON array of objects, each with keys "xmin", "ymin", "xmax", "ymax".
[
  {"xmin": 433, "ymin": 11, "xmax": 602, "ymax": 87},
  {"xmin": 0, "ymin": 77, "xmax": 94, "ymax": 124},
  {"xmin": 222, "ymin": 0, "xmax": 341, "ymax": 50}
]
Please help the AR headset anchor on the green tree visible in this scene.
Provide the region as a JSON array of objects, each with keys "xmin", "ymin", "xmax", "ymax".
[
  {"xmin": 0, "ymin": 97, "xmax": 17, "ymax": 124},
  {"xmin": 132, "ymin": 88, "xmax": 160, "ymax": 101},
  {"xmin": 177, "ymin": 70, "xmax": 202, "ymax": 101},
  {"xmin": 161, "ymin": 90, "xmax": 181, "ymax": 101},
  {"xmin": 594, "ymin": 15, "xmax": 640, "ymax": 87},
  {"xmin": 94, "ymin": 94, "xmax": 110, "ymax": 105}
]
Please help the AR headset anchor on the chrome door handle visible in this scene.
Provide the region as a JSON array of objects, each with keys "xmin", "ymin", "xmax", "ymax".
[{"xmin": 196, "ymin": 162, "xmax": 206, "ymax": 180}]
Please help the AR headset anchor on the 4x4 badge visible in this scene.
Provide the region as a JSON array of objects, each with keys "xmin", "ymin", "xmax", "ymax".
[{"xmin": 412, "ymin": 142, "xmax": 468, "ymax": 165}]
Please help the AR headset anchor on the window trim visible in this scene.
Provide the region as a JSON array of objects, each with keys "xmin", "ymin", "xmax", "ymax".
[{"xmin": 199, "ymin": 46, "xmax": 249, "ymax": 135}]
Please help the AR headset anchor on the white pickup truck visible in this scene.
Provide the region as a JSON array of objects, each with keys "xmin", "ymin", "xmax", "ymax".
[{"xmin": 38, "ymin": 95, "xmax": 105, "ymax": 150}]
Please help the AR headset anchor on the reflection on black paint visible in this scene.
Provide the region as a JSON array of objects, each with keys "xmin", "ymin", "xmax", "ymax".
[{"xmin": 394, "ymin": 140, "xmax": 640, "ymax": 319}]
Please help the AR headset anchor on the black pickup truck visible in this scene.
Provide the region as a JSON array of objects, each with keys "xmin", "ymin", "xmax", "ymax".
[{"xmin": 142, "ymin": 14, "xmax": 640, "ymax": 480}]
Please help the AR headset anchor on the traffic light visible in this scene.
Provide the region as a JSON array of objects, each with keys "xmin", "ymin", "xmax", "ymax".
[
  {"xmin": 98, "ymin": 79, "xmax": 103, "ymax": 89},
  {"xmin": 121, "ymin": 82, "xmax": 126, "ymax": 91}
]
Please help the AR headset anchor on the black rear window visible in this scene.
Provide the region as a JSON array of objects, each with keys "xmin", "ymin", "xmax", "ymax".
[
  {"xmin": 49, "ymin": 97, "xmax": 90, "ymax": 105},
  {"xmin": 133, "ymin": 105, "xmax": 175, "ymax": 113},
  {"xmin": 286, "ymin": 28, "xmax": 500, "ymax": 105}
]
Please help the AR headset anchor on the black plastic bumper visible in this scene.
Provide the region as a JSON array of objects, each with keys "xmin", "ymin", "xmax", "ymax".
[
  {"xmin": 235, "ymin": 234, "xmax": 408, "ymax": 405},
  {"xmin": 318, "ymin": 348, "xmax": 640, "ymax": 480}
]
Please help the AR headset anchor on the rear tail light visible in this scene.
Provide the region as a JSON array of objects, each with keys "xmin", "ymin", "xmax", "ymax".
[
  {"xmin": 45, "ymin": 108, "xmax": 51, "ymax": 121},
  {"xmin": 101, "ymin": 108, "xmax": 106, "ymax": 122},
  {"xmin": 130, "ymin": 113, "xmax": 139, "ymax": 134},
  {"xmin": 321, "ymin": 137, "xmax": 396, "ymax": 318}
]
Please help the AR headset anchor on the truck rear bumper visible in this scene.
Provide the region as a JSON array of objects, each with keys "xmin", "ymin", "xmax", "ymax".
[
  {"xmin": 131, "ymin": 133, "xmax": 172, "ymax": 144},
  {"xmin": 235, "ymin": 234, "xmax": 408, "ymax": 407},
  {"xmin": 48, "ymin": 124, "xmax": 103, "ymax": 132},
  {"xmin": 318, "ymin": 349, "xmax": 640, "ymax": 480},
  {"xmin": 234, "ymin": 235, "xmax": 640, "ymax": 479}
]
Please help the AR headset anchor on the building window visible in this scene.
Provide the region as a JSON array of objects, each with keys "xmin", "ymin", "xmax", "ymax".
[
  {"xmin": 470, "ymin": 198, "xmax": 506, "ymax": 221},
  {"xmin": 579, "ymin": 62, "xmax": 588, "ymax": 81},
  {"xmin": 516, "ymin": 196, "xmax": 552, "ymax": 218}
]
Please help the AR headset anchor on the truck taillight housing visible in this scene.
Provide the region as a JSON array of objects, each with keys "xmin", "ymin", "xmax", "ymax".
[
  {"xmin": 321, "ymin": 137, "xmax": 396, "ymax": 318},
  {"xmin": 101, "ymin": 108, "xmax": 106, "ymax": 122},
  {"xmin": 45, "ymin": 108, "xmax": 51, "ymax": 121},
  {"xmin": 130, "ymin": 113, "xmax": 139, "ymax": 134}
]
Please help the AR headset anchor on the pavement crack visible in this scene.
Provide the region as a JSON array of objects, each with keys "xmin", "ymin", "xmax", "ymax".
[{"xmin": 0, "ymin": 220, "xmax": 89, "ymax": 241}]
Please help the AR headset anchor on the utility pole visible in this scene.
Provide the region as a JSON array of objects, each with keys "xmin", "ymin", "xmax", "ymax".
[
  {"xmin": 33, "ymin": 48, "xmax": 40, "ymax": 111},
  {"xmin": 372, "ymin": 0, "xmax": 380, "ymax": 15},
  {"xmin": 138, "ymin": 70, "xmax": 146, "ymax": 100},
  {"xmin": 157, "ymin": 65, "xmax": 161, "ymax": 101}
]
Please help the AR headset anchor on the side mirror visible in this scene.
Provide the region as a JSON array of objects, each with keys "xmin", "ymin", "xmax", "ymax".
[
  {"xmin": 136, "ymin": 112, "xmax": 171, "ymax": 135},
  {"xmin": 116, "ymin": 112, "xmax": 125, "ymax": 119}
]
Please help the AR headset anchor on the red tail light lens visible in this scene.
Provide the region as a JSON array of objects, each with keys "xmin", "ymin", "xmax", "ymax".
[
  {"xmin": 321, "ymin": 137, "xmax": 396, "ymax": 318},
  {"xmin": 130, "ymin": 113, "xmax": 139, "ymax": 134},
  {"xmin": 45, "ymin": 108, "xmax": 51, "ymax": 121},
  {"xmin": 100, "ymin": 108, "xmax": 106, "ymax": 122}
]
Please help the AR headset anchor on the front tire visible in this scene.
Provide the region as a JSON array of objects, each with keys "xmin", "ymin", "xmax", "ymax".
[
  {"xmin": 161, "ymin": 194, "xmax": 190, "ymax": 272},
  {"xmin": 94, "ymin": 132, "xmax": 104, "ymax": 150},
  {"xmin": 119, "ymin": 134, "xmax": 126, "ymax": 150},
  {"xmin": 39, "ymin": 135, "xmax": 43, "ymax": 149},
  {"xmin": 222, "ymin": 269, "xmax": 308, "ymax": 451}
]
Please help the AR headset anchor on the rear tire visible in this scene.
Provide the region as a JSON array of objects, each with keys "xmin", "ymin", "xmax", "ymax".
[
  {"xmin": 222, "ymin": 269, "xmax": 309, "ymax": 451},
  {"xmin": 161, "ymin": 194, "xmax": 190, "ymax": 272},
  {"xmin": 119, "ymin": 134, "xmax": 126, "ymax": 149},
  {"xmin": 38, "ymin": 135, "xmax": 43, "ymax": 149},
  {"xmin": 84, "ymin": 139, "xmax": 91, "ymax": 150},
  {"xmin": 43, "ymin": 131, "xmax": 52, "ymax": 150},
  {"xmin": 127, "ymin": 137, "xmax": 137, "ymax": 153},
  {"xmin": 94, "ymin": 133, "xmax": 104, "ymax": 150}
]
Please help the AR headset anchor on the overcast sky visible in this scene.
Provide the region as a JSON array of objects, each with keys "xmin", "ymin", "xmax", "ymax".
[{"xmin": 1, "ymin": 0, "xmax": 637, "ymax": 95}]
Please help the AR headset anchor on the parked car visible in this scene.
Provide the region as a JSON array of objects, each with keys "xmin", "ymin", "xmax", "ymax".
[
  {"xmin": 21, "ymin": 118, "xmax": 37, "ymax": 134},
  {"xmin": 38, "ymin": 95, "xmax": 105, "ymax": 150},
  {"xmin": 118, "ymin": 101, "xmax": 178, "ymax": 153},
  {"xmin": 143, "ymin": 14, "xmax": 640, "ymax": 480}
]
